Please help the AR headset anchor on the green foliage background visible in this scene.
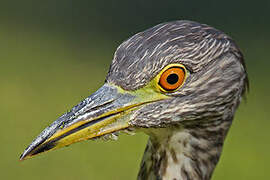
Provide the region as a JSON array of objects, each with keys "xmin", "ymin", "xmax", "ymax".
[{"xmin": 0, "ymin": 1, "xmax": 269, "ymax": 179}]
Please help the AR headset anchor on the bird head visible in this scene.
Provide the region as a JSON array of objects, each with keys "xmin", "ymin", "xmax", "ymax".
[{"xmin": 20, "ymin": 20, "xmax": 248, "ymax": 160}]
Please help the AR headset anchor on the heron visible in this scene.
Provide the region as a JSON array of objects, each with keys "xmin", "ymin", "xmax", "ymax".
[{"xmin": 20, "ymin": 20, "xmax": 248, "ymax": 180}]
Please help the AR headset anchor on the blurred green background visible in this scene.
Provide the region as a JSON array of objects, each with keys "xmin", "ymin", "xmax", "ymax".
[{"xmin": 1, "ymin": 0, "xmax": 269, "ymax": 179}]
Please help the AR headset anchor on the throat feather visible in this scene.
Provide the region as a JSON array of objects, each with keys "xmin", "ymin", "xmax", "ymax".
[{"xmin": 138, "ymin": 123, "xmax": 229, "ymax": 180}]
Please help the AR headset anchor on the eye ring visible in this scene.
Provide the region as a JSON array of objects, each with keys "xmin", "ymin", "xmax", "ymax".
[{"xmin": 158, "ymin": 65, "xmax": 186, "ymax": 92}]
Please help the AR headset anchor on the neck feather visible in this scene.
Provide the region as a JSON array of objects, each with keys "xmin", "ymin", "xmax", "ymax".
[{"xmin": 138, "ymin": 120, "xmax": 232, "ymax": 180}]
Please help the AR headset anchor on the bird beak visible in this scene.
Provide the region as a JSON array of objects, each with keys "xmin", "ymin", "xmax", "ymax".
[{"xmin": 20, "ymin": 83, "xmax": 167, "ymax": 161}]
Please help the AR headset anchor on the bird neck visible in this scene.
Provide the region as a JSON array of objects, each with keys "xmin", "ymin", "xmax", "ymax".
[{"xmin": 138, "ymin": 120, "xmax": 231, "ymax": 180}]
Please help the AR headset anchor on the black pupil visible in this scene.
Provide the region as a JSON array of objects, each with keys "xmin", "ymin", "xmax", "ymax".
[{"xmin": 166, "ymin": 73, "xmax": 179, "ymax": 85}]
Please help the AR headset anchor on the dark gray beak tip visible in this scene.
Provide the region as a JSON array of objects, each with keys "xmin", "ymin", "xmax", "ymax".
[{"xmin": 19, "ymin": 121, "xmax": 61, "ymax": 161}]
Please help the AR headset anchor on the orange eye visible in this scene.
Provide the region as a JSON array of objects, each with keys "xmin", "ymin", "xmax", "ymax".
[{"xmin": 159, "ymin": 67, "xmax": 185, "ymax": 91}]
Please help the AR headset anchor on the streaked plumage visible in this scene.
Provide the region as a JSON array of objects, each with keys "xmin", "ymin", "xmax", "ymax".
[{"xmin": 21, "ymin": 20, "xmax": 248, "ymax": 180}]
